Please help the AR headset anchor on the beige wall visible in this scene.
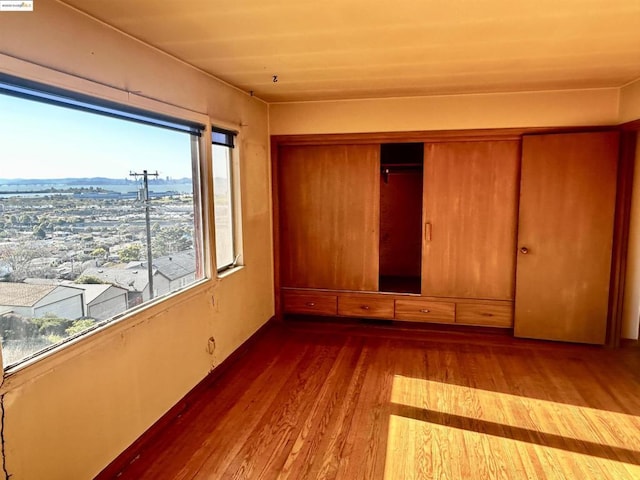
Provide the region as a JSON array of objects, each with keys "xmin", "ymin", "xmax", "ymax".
[
  {"xmin": 620, "ymin": 79, "xmax": 640, "ymax": 124},
  {"xmin": 269, "ymin": 88, "xmax": 620, "ymax": 135},
  {"xmin": 0, "ymin": 2, "xmax": 273, "ymax": 479}
]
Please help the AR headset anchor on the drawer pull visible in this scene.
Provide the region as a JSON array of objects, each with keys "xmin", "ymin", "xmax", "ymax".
[
  {"xmin": 419, "ymin": 309, "xmax": 431, "ymax": 314},
  {"xmin": 360, "ymin": 305, "xmax": 370, "ymax": 310},
  {"xmin": 481, "ymin": 312, "xmax": 494, "ymax": 317},
  {"xmin": 305, "ymin": 302, "xmax": 316, "ymax": 307}
]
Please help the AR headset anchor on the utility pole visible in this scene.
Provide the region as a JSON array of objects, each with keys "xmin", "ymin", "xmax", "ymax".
[{"xmin": 130, "ymin": 170, "xmax": 159, "ymax": 300}]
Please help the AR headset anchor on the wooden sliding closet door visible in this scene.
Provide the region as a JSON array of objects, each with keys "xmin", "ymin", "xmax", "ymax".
[
  {"xmin": 279, "ymin": 145, "xmax": 380, "ymax": 291},
  {"xmin": 422, "ymin": 141, "xmax": 520, "ymax": 299},
  {"xmin": 514, "ymin": 132, "xmax": 619, "ymax": 344}
]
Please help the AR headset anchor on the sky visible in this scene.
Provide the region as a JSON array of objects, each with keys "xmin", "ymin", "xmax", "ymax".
[{"xmin": 0, "ymin": 93, "xmax": 194, "ymax": 180}]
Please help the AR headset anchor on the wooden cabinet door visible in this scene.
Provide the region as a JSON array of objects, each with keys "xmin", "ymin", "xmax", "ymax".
[
  {"xmin": 278, "ymin": 144, "xmax": 380, "ymax": 291},
  {"xmin": 514, "ymin": 132, "xmax": 619, "ymax": 344},
  {"xmin": 422, "ymin": 141, "xmax": 520, "ymax": 299}
]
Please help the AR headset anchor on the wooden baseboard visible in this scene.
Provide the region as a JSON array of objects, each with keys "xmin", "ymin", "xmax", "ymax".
[
  {"xmin": 95, "ymin": 316, "xmax": 276, "ymax": 480},
  {"xmin": 620, "ymin": 338, "xmax": 640, "ymax": 348}
]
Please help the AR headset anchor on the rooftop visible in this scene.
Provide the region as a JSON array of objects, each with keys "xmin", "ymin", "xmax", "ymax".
[{"xmin": 0, "ymin": 283, "xmax": 56, "ymax": 307}]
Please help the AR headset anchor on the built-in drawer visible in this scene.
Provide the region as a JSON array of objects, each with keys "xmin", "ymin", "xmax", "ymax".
[
  {"xmin": 395, "ymin": 299, "xmax": 455, "ymax": 323},
  {"xmin": 283, "ymin": 292, "xmax": 337, "ymax": 315},
  {"xmin": 338, "ymin": 295, "xmax": 394, "ymax": 319},
  {"xmin": 456, "ymin": 303, "xmax": 513, "ymax": 327}
]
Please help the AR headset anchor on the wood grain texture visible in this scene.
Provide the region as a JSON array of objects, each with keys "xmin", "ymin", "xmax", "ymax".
[
  {"xmin": 109, "ymin": 320, "xmax": 640, "ymax": 480},
  {"xmin": 270, "ymin": 125, "xmax": 617, "ymax": 148},
  {"xmin": 515, "ymin": 131, "xmax": 619, "ymax": 344},
  {"xmin": 338, "ymin": 294, "xmax": 394, "ymax": 319},
  {"xmin": 456, "ymin": 303, "xmax": 513, "ymax": 327},
  {"xmin": 422, "ymin": 141, "xmax": 520, "ymax": 300},
  {"xmin": 279, "ymin": 144, "xmax": 380, "ymax": 291},
  {"xmin": 394, "ymin": 299, "xmax": 455, "ymax": 323},
  {"xmin": 608, "ymin": 129, "xmax": 637, "ymax": 346},
  {"xmin": 271, "ymin": 140, "xmax": 283, "ymax": 320},
  {"xmin": 283, "ymin": 292, "xmax": 338, "ymax": 315}
]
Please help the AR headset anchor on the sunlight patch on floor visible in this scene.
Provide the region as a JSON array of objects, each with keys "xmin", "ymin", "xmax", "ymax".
[
  {"xmin": 383, "ymin": 414, "xmax": 640, "ymax": 480},
  {"xmin": 390, "ymin": 374, "xmax": 640, "ymax": 451},
  {"xmin": 383, "ymin": 375, "xmax": 640, "ymax": 480}
]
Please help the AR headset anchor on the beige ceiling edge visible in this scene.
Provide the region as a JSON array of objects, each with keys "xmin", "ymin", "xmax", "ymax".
[
  {"xmin": 267, "ymin": 86, "xmax": 621, "ymax": 106},
  {"xmin": 620, "ymin": 78, "xmax": 640, "ymax": 124},
  {"xmin": 56, "ymin": 0, "xmax": 268, "ymax": 106},
  {"xmin": 269, "ymin": 88, "xmax": 620, "ymax": 136}
]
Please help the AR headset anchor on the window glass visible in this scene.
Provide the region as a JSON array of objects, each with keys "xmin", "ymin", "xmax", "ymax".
[
  {"xmin": 0, "ymin": 89, "xmax": 204, "ymax": 368},
  {"xmin": 212, "ymin": 142, "xmax": 236, "ymax": 271}
]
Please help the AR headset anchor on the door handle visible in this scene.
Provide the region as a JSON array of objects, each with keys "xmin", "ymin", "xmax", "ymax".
[{"xmin": 425, "ymin": 222, "xmax": 432, "ymax": 242}]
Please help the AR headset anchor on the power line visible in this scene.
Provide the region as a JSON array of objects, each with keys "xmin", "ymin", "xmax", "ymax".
[{"xmin": 129, "ymin": 170, "xmax": 158, "ymax": 300}]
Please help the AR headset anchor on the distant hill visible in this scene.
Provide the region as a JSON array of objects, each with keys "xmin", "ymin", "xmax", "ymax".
[{"xmin": 0, "ymin": 177, "xmax": 192, "ymax": 185}]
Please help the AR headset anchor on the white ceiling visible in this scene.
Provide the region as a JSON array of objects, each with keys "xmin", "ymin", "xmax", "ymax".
[{"xmin": 60, "ymin": 0, "xmax": 640, "ymax": 103}]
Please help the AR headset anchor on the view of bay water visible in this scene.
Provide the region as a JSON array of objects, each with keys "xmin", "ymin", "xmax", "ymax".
[{"xmin": 0, "ymin": 178, "xmax": 194, "ymax": 195}]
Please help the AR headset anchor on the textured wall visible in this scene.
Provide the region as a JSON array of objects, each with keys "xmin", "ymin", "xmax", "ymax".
[{"xmin": 0, "ymin": 1, "xmax": 273, "ymax": 478}]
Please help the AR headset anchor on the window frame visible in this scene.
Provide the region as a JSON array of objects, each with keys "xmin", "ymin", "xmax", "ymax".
[
  {"xmin": 0, "ymin": 74, "xmax": 212, "ymax": 371},
  {"xmin": 211, "ymin": 127, "xmax": 241, "ymax": 274}
]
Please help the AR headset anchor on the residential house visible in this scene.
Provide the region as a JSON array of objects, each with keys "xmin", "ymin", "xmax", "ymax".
[
  {"xmin": 0, "ymin": 283, "xmax": 85, "ymax": 320},
  {"xmin": 21, "ymin": 278, "xmax": 128, "ymax": 321},
  {"xmin": 149, "ymin": 250, "xmax": 197, "ymax": 292},
  {"xmin": 74, "ymin": 284, "xmax": 129, "ymax": 321},
  {"xmin": 81, "ymin": 265, "xmax": 170, "ymax": 307}
]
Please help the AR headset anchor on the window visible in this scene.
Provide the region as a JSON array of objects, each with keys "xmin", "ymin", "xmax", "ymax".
[
  {"xmin": 0, "ymin": 75, "xmax": 206, "ymax": 368},
  {"xmin": 212, "ymin": 128, "xmax": 239, "ymax": 272}
]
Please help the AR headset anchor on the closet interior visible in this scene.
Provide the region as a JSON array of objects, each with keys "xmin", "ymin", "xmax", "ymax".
[{"xmin": 378, "ymin": 143, "xmax": 423, "ymax": 294}]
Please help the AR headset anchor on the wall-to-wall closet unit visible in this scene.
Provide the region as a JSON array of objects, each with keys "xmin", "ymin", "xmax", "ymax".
[{"xmin": 272, "ymin": 128, "xmax": 627, "ymax": 345}]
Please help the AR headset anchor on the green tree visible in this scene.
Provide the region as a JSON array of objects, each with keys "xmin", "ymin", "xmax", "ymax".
[
  {"xmin": 119, "ymin": 244, "xmax": 142, "ymax": 262},
  {"xmin": 75, "ymin": 275, "xmax": 105, "ymax": 284},
  {"xmin": 65, "ymin": 319, "xmax": 96, "ymax": 336},
  {"xmin": 0, "ymin": 312, "xmax": 39, "ymax": 341},
  {"xmin": 33, "ymin": 225, "xmax": 46, "ymax": 239},
  {"xmin": 91, "ymin": 247, "xmax": 107, "ymax": 258},
  {"xmin": 30, "ymin": 313, "xmax": 72, "ymax": 337},
  {"xmin": 152, "ymin": 226, "xmax": 192, "ymax": 256}
]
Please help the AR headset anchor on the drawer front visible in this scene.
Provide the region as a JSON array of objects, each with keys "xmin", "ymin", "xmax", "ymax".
[
  {"xmin": 283, "ymin": 292, "xmax": 337, "ymax": 315},
  {"xmin": 338, "ymin": 295, "xmax": 394, "ymax": 319},
  {"xmin": 395, "ymin": 299, "xmax": 455, "ymax": 323},
  {"xmin": 456, "ymin": 303, "xmax": 513, "ymax": 327}
]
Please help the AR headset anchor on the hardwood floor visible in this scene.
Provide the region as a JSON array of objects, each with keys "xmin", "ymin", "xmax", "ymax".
[{"xmin": 111, "ymin": 319, "xmax": 640, "ymax": 480}]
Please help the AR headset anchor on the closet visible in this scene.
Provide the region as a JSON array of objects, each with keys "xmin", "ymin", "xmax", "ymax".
[{"xmin": 274, "ymin": 130, "xmax": 621, "ymax": 344}]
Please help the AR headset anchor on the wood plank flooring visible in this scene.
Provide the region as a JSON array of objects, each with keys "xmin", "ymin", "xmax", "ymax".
[{"xmin": 111, "ymin": 319, "xmax": 640, "ymax": 480}]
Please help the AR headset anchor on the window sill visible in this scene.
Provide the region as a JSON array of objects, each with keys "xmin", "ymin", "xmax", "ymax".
[
  {"xmin": 1, "ymin": 278, "xmax": 214, "ymax": 391},
  {"xmin": 217, "ymin": 265, "xmax": 244, "ymax": 279}
]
